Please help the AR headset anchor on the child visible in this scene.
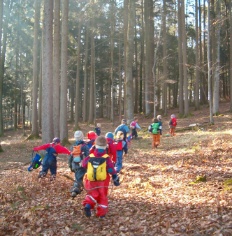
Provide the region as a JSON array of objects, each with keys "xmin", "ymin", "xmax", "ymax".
[
  {"xmin": 114, "ymin": 131, "xmax": 128, "ymax": 173},
  {"xmin": 157, "ymin": 115, "xmax": 163, "ymax": 146},
  {"xmin": 69, "ymin": 131, "xmax": 90, "ymax": 197},
  {"xmin": 33, "ymin": 137, "xmax": 71, "ymax": 180},
  {"xmin": 114, "ymin": 119, "xmax": 130, "ymax": 141},
  {"xmin": 86, "ymin": 131, "xmax": 98, "ymax": 149},
  {"xmin": 94, "ymin": 123, "xmax": 101, "ymax": 136},
  {"xmin": 82, "ymin": 136, "xmax": 120, "ymax": 218},
  {"xmin": 130, "ymin": 117, "xmax": 141, "ymax": 139},
  {"xmin": 105, "ymin": 132, "xmax": 117, "ymax": 164},
  {"xmin": 169, "ymin": 114, "xmax": 177, "ymax": 136},
  {"xmin": 89, "ymin": 132, "xmax": 117, "ymax": 164},
  {"xmin": 148, "ymin": 118, "xmax": 160, "ymax": 148}
]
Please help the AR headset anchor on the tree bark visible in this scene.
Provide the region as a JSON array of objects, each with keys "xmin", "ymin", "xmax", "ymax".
[
  {"xmin": 60, "ymin": 0, "xmax": 69, "ymax": 142},
  {"xmin": 42, "ymin": 0, "xmax": 54, "ymax": 143}
]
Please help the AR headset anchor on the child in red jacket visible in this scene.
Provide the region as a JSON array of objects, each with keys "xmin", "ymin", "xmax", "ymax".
[
  {"xmin": 33, "ymin": 137, "xmax": 71, "ymax": 180},
  {"xmin": 82, "ymin": 136, "xmax": 120, "ymax": 218},
  {"xmin": 169, "ymin": 114, "xmax": 177, "ymax": 136}
]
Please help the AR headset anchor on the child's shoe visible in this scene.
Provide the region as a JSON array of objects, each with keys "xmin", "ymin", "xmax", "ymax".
[
  {"xmin": 50, "ymin": 175, "xmax": 56, "ymax": 181},
  {"xmin": 84, "ymin": 204, "xmax": 91, "ymax": 217},
  {"xmin": 71, "ymin": 187, "xmax": 82, "ymax": 198},
  {"xmin": 38, "ymin": 172, "xmax": 46, "ymax": 178}
]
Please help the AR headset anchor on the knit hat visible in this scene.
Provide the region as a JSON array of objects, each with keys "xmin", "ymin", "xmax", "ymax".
[
  {"xmin": 74, "ymin": 131, "xmax": 84, "ymax": 141},
  {"xmin": 95, "ymin": 136, "xmax": 107, "ymax": 149},
  {"xmin": 171, "ymin": 114, "xmax": 175, "ymax": 118},
  {"xmin": 52, "ymin": 137, "xmax": 60, "ymax": 144},
  {"xmin": 157, "ymin": 115, "xmax": 162, "ymax": 121},
  {"xmin": 105, "ymin": 132, "xmax": 114, "ymax": 140}
]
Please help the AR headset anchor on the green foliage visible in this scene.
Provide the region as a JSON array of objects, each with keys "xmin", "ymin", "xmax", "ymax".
[
  {"xmin": 189, "ymin": 175, "xmax": 207, "ymax": 185},
  {"xmin": 223, "ymin": 179, "xmax": 232, "ymax": 191}
]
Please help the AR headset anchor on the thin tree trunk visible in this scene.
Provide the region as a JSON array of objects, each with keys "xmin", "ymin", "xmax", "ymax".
[
  {"xmin": 213, "ymin": 0, "xmax": 220, "ymax": 115},
  {"xmin": 162, "ymin": 0, "xmax": 167, "ymax": 115},
  {"xmin": 42, "ymin": 0, "xmax": 54, "ymax": 143},
  {"xmin": 83, "ymin": 26, "xmax": 89, "ymax": 122},
  {"xmin": 53, "ymin": 0, "xmax": 60, "ymax": 137},
  {"xmin": 195, "ymin": 0, "xmax": 200, "ymax": 110},
  {"xmin": 207, "ymin": 0, "xmax": 214, "ymax": 124},
  {"xmin": 31, "ymin": 0, "xmax": 40, "ymax": 137},
  {"xmin": 178, "ymin": 0, "xmax": 184, "ymax": 115},
  {"xmin": 0, "ymin": 0, "xmax": 3, "ymax": 136},
  {"xmin": 229, "ymin": 0, "xmax": 232, "ymax": 111},
  {"xmin": 74, "ymin": 20, "xmax": 82, "ymax": 129},
  {"xmin": 60, "ymin": 0, "xmax": 69, "ymax": 142},
  {"xmin": 125, "ymin": 0, "xmax": 135, "ymax": 122},
  {"xmin": 181, "ymin": 0, "xmax": 189, "ymax": 116}
]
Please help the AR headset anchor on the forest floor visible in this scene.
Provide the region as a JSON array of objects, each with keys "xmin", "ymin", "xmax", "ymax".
[{"xmin": 0, "ymin": 102, "xmax": 232, "ymax": 236}]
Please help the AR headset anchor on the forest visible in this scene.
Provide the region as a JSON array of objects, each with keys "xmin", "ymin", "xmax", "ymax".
[
  {"xmin": 0, "ymin": 0, "xmax": 231, "ymax": 143},
  {"xmin": 0, "ymin": 1, "xmax": 232, "ymax": 235}
]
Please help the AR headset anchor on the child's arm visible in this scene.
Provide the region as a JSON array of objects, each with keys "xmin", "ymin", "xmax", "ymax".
[
  {"xmin": 33, "ymin": 143, "xmax": 50, "ymax": 151},
  {"xmin": 135, "ymin": 123, "xmax": 141, "ymax": 129},
  {"xmin": 55, "ymin": 145, "xmax": 71, "ymax": 155}
]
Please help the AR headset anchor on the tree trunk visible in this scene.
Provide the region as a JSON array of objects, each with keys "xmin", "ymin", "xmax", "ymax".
[
  {"xmin": 178, "ymin": 0, "xmax": 184, "ymax": 115},
  {"xmin": 53, "ymin": 0, "xmax": 60, "ymax": 137},
  {"xmin": 60, "ymin": 0, "xmax": 69, "ymax": 142},
  {"xmin": 181, "ymin": 0, "xmax": 189, "ymax": 116},
  {"xmin": 213, "ymin": 0, "xmax": 220, "ymax": 115},
  {"xmin": 88, "ymin": 15, "xmax": 95, "ymax": 124},
  {"xmin": 230, "ymin": 0, "xmax": 232, "ymax": 111},
  {"xmin": 31, "ymin": 0, "xmax": 40, "ymax": 137},
  {"xmin": 74, "ymin": 19, "xmax": 82, "ymax": 129},
  {"xmin": 195, "ymin": 0, "xmax": 200, "ymax": 110},
  {"xmin": 125, "ymin": 0, "xmax": 135, "ymax": 123},
  {"xmin": 162, "ymin": 0, "xmax": 167, "ymax": 115},
  {"xmin": 0, "ymin": 0, "xmax": 3, "ymax": 136},
  {"xmin": 207, "ymin": 0, "xmax": 214, "ymax": 124},
  {"xmin": 83, "ymin": 25, "xmax": 89, "ymax": 122},
  {"xmin": 42, "ymin": 0, "xmax": 54, "ymax": 143}
]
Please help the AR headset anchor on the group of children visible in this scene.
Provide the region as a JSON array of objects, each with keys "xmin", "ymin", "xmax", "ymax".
[
  {"xmin": 148, "ymin": 114, "xmax": 177, "ymax": 148},
  {"xmin": 31, "ymin": 121, "xmax": 132, "ymax": 218},
  {"xmin": 31, "ymin": 114, "xmax": 177, "ymax": 218}
]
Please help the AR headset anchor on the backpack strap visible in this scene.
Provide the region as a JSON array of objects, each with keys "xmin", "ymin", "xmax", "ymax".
[{"xmin": 89, "ymin": 153, "xmax": 109, "ymax": 158}]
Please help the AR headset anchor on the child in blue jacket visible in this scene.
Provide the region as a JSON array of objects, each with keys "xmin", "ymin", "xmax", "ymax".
[{"xmin": 114, "ymin": 131, "xmax": 128, "ymax": 173}]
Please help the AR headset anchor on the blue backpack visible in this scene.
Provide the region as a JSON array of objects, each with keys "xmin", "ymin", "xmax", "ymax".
[{"xmin": 28, "ymin": 152, "xmax": 43, "ymax": 171}]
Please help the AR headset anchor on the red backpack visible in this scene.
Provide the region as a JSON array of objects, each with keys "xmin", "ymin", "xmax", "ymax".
[{"xmin": 172, "ymin": 118, "xmax": 177, "ymax": 127}]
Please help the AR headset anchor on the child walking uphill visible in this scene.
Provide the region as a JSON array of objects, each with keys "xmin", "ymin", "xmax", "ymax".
[
  {"xmin": 130, "ymin": 117, "xmax": 141, "ymax": 139},
  {"xmin": 69, "ymin": 131, "xmax": 90, "ymax": 197},
  {"xmin": 169, "ymin": 114, "xmax": 177, "ymax": 136},
  {"xmin": 33, "ymin": 137, "xmax": 71, "ymax": 180},
  {"xmin": 86, "ymin": 131, "xmax": 98, "ymax": 149},
  {"xmin": 82, "ymin": 136, "xmax": 120, "ymax": 218},
  {"xmin": 94, "ymin": 123, "xmax": 101, "ymax": 136},
  {"xmin": 148, "ymin": 118, "xmax": 161, "ymax": 148},
  {"xmin": 156, "ymin": 115, "xmax": 163, "ymax": 146},
  {"xmin": 114, "ymin": 131, "xmax": 128, "ymax": 173},
  {"xmin": 114, "ymin": 119, "xmax": 130, "ymax": 141}
]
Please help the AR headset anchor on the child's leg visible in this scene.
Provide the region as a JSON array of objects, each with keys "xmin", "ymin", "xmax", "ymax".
[
  {"xmin": 39, "ymin": 155, "xmax": 49, "ymax": 177},
  {"xmin": 50, "ymin": 158, "xmax": 57, "ymax": 176},
  {"xmin": 115, "ymin": 153, "xmax": 123, "ymax": 173},
  {"xmin": 96, "ymin": 177, "xmax": 110, "ymax": 217},
  {"xmin": 152, "ymin": 134, "xmax": 155, "ymax": 148}
]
